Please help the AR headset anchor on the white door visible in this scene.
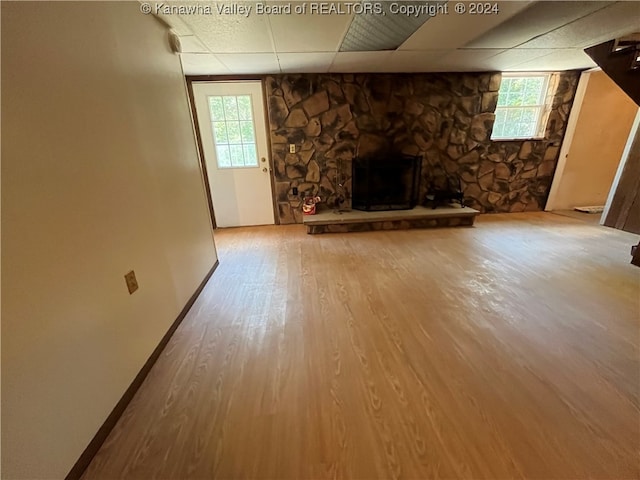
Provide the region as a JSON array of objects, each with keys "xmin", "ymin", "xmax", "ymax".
[{"xmin": 192, "ymin": 81, "xmax": 275, "ymax": 227}]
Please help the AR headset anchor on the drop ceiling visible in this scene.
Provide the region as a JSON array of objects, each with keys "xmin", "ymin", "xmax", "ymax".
[{"xmin": 156, "ymin": 1, "xmax": 640, "ymax": 74}]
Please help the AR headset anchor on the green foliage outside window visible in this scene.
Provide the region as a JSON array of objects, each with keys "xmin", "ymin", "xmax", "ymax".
[
  {"xmin": 492, "ymin": 75, "xmax": 550, "ymax": 140},
  {"xmin": 208, "ymin": 95, "xmax": 258, "ymax": 168}
]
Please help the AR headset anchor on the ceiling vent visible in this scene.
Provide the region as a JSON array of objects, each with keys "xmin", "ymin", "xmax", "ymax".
[{"xmin": 339, "ymin": 0, "xmax": 448, "ymax": 52}]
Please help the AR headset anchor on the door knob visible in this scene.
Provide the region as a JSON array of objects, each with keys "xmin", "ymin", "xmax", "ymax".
[
  {"xmin": 262, "ymin": 167, "xmax": 268, "ymax": 172},
  {"xmin": 261, "ymin": 157, "xmax": 267, "ymax": 163}
]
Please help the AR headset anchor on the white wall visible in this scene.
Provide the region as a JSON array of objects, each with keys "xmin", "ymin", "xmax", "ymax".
[{"xmin": 1, "ymin": 2, "xmax": 217, "ymax": 478}]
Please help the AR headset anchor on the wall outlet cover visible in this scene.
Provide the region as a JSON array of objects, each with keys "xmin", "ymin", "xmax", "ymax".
[
  {"xmin": 289, "ymin": 144, "xmax": 296, "ymax": 153},
  {"xmin": 124, "ymin": 270, "xmax": 139, "ymax": 294}
]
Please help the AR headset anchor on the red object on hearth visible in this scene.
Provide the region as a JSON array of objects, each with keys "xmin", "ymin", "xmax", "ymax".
[{"xmin": 302, "ymin": 196, "xmax": 321, "ymax": 215}]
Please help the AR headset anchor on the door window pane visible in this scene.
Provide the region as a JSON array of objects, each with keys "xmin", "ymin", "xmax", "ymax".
[
  {"xmin": 207, "ymin": 95, "xmax": 259, "ymax": 168},
  {"xmin": 212, "ymin": 122, "xmax": 228, "ymax": 144},
  {"xmin": 223, "ymin": 96, "xmax": 239, "ymax": 121},
  {"xmin": 237, "ymin": 96, "xmax": 252, "ymax": 121},
  {"xmin": 216, "ymin": 145, "xmax": 231, "ymax": 167},
  {"xmin": 209, "ymin": 97, "xmax": 225, "ymax": 121},
  {"xmin": 240, "ymin": 121, "xmax": 254, "ymax": 143},
  {"xmin": 226, "ymin": 122, "xmax": 241, "ymax": 144},
  {"xmin": 243, "ymin": 144, "xmax": 257, "ymax": 165},
  {"xmin": 229, "ymin": 145, "xmax": 245, "ymax": 167}
]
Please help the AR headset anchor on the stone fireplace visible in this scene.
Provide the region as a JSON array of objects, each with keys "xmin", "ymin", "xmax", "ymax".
[
  {"xmin": 265, "ymin": 72, "xmax": 580, "ymax": 224},
  {"xmin": 352, "ymin": 154, "xmax": 421, "ymax": 211}
]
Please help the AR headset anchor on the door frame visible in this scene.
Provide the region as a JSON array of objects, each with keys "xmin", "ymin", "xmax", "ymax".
[
  {"xmin": 544, "ymin": 70, "xmax": 591, "ymax": 212},
  {"xmin": 185, "ymin": 75, "xmax": 280, "ymax": 228}
]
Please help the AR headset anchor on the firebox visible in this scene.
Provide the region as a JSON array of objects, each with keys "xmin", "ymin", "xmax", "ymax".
[{"xmin": 352, "ymin": 154, "xmax": 422, "ymax": 211}]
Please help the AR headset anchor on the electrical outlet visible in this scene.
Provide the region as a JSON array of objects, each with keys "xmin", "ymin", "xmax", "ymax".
[
  {"xmin": 124, "ymin": 270, "xmax": 139, "ymax": 294},
  {"xmin": 289, "ymin": 144, "xmax": 296, "ymax": 154},
  {"xmin": 292, "ymin": 187, "xmax": 298, "ymax": 196}
]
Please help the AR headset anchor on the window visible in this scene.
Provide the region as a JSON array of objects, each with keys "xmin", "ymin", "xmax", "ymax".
[
  {"xmin": 208, "ymin": 95, "xmax": 258, "ymax": 168},
  {"xmin": 491, "ymin": 74, "xmax": 551, "ymax": 140}
]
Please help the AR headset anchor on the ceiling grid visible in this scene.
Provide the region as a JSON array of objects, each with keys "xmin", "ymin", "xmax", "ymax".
[{"xmin": 153, "ymin": 1, "xmax": 640, "ymax": 74}]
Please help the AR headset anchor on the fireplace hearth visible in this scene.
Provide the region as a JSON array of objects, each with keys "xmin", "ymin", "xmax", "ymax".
[{"xmin": 352, "ymin": 154, "xmax": 422, "ymax": 211}]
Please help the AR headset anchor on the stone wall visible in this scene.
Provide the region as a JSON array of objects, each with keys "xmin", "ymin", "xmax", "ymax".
[{"xmin": 265, "ymin": 71, "xmax": 580, "ymax": 224}]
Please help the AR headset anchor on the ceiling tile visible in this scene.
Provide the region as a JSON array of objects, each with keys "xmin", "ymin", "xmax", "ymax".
[
  {"xmin": 180, "ymin": 54, "xmax": 231, "ymax": 75},
  {"xmin": 153, "ymin": 14, "xmax": 194, "ymax": 36},
  {"xmin": 329, "ymin": 51, "xmax": 395, "ymax": 72},
  {"xmin": 518, "ymin": 2, "xmax": 640, "ymax": 49},
  {"xmin": 178, "ymin": 11, "xmax": 273, "ymax": 53},
  {"xmin": 177, "ymin": 35, "xmax": 209, "ymax": 53},
  {"xmin": 483, "ymin": 48, "xmax": 556, "ymax": 70},
  {"xmin": 277, "ymin": 53, "xmax": 336, "ymax": 73},
  {"xmin": 387, "ymin": 50, "xmax": 448, "ymax": 72},
  {"xmin": 508, "ymin": 49, "xmax": 596, "ymax": 71},
  {"xmin": 426, "ymin": 48, "xmax": 508, "ymax": 71},
  {"xmin": 216, "ymin": 53, "xmax": 281, "ymax": 74},
  {"xmin": 399, "ymin": 1, "xmax": 531, "ymax": 50},
  {"xmin": 159, "ymin": 2, "xmax": 634, "ymax": 75},
  {"xmin": 466, "ymin": 1, "xmax": 614, "ymax": 48},
  {"xmin": 340, "ymin": 3, "xmax": 443, "ymax": 52},
  {"xmin": 269, "ymin": 7, "xmax": 353, "ymax": 52}
]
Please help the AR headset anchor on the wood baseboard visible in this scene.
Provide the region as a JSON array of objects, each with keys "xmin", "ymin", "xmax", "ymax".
[{"xmin": 65, "ymin": 260, "xmax": 219, "ymax": 480}]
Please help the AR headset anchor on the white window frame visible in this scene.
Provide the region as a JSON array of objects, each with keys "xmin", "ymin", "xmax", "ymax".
[
  {"xmin": 207, "ymin": 94, "xmax": 260, "ymax": 169},
  {"xmin": 491, "ymin": 72, "xmax": 552, "ymax": 141}
]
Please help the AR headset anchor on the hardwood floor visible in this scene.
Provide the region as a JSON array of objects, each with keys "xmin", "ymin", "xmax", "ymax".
[{"xmin": 82, "ymin": 212, "xmax": 640, "ymax": 480}]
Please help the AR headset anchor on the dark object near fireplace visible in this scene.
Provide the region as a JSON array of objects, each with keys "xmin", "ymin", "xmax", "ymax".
[
  {"xmin": 424, "ymin": 175, "xmax": 465, "ymax": 209},
  {"xmin": 352, "ymin": 154, "xmax": 422, "ymax": 211}
]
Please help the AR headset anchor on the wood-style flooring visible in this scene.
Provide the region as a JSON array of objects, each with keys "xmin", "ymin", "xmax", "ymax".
[{"xmin": 83, "ymin": 212, "xmax": 640, "ymax": 479}]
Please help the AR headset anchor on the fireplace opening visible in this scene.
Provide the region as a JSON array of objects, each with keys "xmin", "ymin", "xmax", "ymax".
[{"xmin": 352, "ymin": 154, "xmax": 422, "ymax": 211}]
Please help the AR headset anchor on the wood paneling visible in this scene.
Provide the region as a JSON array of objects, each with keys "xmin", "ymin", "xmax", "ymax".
[
  {"xmin": 82, "ymin": 213, "xmax": 640, "ymax": 479},
  {"xmin": 604, "ymin": 126, "xmax": 640, "ymax": 234},
  {"xmin": 585, "ymin": 40, "xmax": 640, "ymax": 107}
]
